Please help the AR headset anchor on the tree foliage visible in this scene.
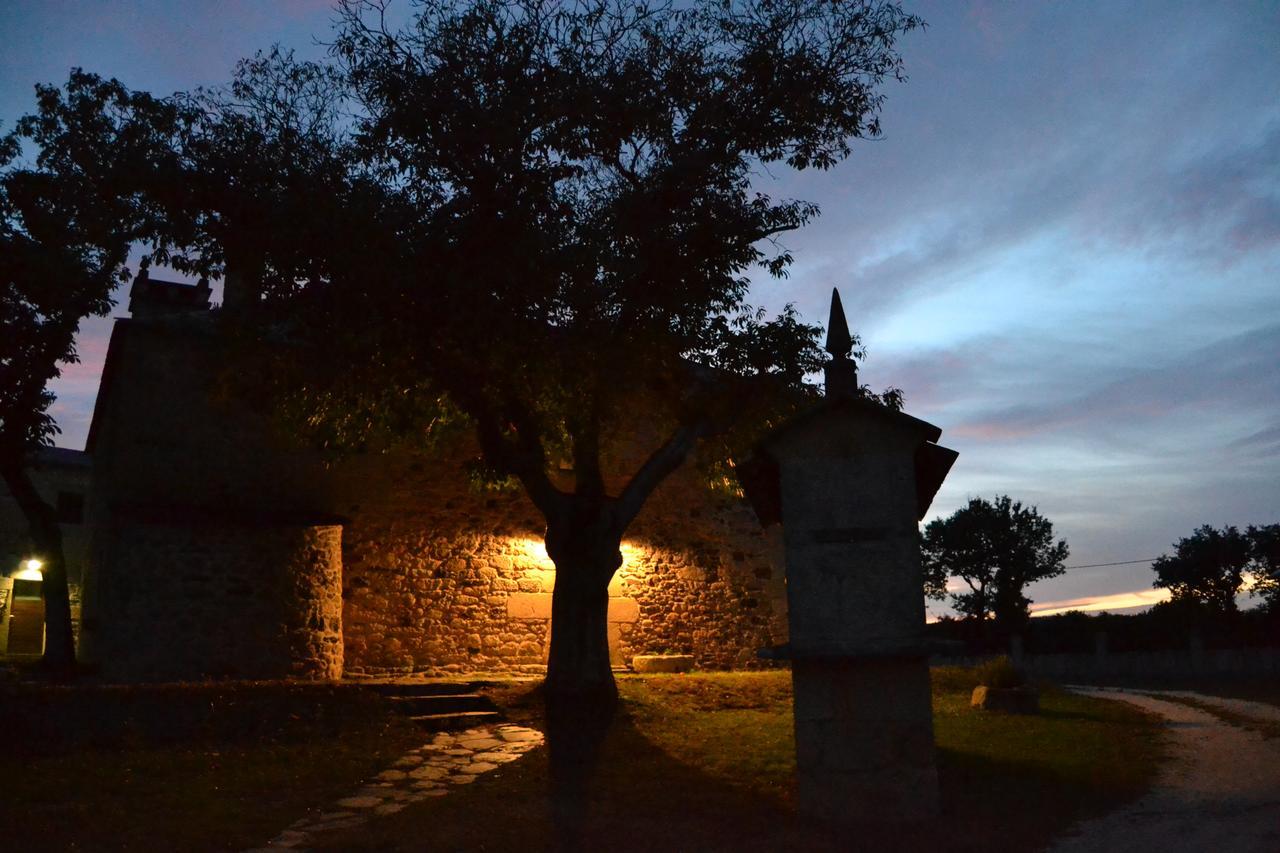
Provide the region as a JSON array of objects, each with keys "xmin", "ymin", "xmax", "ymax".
[
  {"xmin": 1, "ymin": 72, "xmax": 190, "ymax": 667},
  {"xmin": 1246, "ymin": 523, "xmax": 1280, "ymax": 611},
  {"xmin": 5, "ymin": 0, "xmax": 923, "ymax": 694},
  {"xmin": 1150, "ymin": 523, "xmax": 1262, "ymax": 614},
  {"xmin": 921, "ymin": 495, "xmax": 1069, "ymax": 629}
]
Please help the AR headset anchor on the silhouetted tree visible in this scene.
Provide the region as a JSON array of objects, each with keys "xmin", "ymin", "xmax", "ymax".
[
  {"xmin": 0, "ymin": 73, "xmax": 182, "ymax": 668},
  {"xmin": 921, "ymin": 496, "xmax": 1069, "ymax": 631},
  {"xmin": 1151, "ymin": 524, "xmax": 1252, "ymax": 614},
  {"xmin": 1247, "ymin": 523, "xmax": 1279, "ymax": 612},
  {"xmin": 10, "ymin": 1, "xmax": 922, "ymax": 704},
  {"xmin": 320, "ymin": 0, "xmax": 923, "ymax": 704}
]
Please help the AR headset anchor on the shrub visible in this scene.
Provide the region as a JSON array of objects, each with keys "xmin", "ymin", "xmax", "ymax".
[{"xmin": 975, "ymin": 655, "xmax": 1024, "ymax": 689}]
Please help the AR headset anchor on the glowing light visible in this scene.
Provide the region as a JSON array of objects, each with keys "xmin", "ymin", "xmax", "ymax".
[
  {"xmin": 512, "ymin": 538, "xmax": 646, "ymax": 567},
  {"xmin": 508, "ymin": 538, "xmax": 650, "ymax": 595},
  {"xmin": 513, "ymin": 537, "xmax": 555, "ymax": 569},
  {"xmin": 13, "ymin": 559, "xmax": 44, "ymax": 581}
]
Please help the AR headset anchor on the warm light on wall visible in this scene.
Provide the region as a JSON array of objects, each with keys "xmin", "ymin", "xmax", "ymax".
[
  {"xmin": 13, "ymin": 558, "xmax": 44, "ymax": 581},
  {"xmin": 513, "ymin": 537, "xmax": 555, "ymax": 569},
  {"xmin": 510, "ymin": 538, "xmax": 648, "ymax": 580}
]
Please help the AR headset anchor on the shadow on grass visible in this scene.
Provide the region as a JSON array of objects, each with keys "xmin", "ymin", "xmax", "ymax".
[
  {"xmin": 1034, "ymin": 705, "xmax": 1155, "ymax": 727},
  {"xmin": 318, "ymin": 704, "xmax": 874, "ymax": 852},
  {"xmin": 323, "ymin": 705, "xmax": 1108, "ymax": 853},
  {"xmin": 317, "ymin": 673, "xmax": 1165, "ymax": 852}
]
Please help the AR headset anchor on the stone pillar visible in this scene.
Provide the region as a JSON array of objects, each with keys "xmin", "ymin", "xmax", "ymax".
[
  {"xmin": 793, "ymin": 656, "xmax": 938, "ymax": 819},
  {"xmin": 737, "ymin": 288, "xmax": 958, "ymax": 823}
]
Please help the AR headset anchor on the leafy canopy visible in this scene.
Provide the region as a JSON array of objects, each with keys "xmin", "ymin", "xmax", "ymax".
[
  {"xmin": 922, "ymin": 495, "xmax": 1069, "ymax": 628},
  {"xmin": 4, "ymin": 1, "xmax": 923, "ymax": 551},
  {"xmin": 141, "ymin": 0, "xmax": 919, "ymax": 541},
  {"xmin": 1150, "ymin": 524, "xmax": 1256, "ymax": 614},
  {"xmin": 1246, "ymin": 523, "xmax": 1280, "ymax": 611},
  {"xmin": 1, "ymin": 72, "xmax": 187, "ymax": 461}
]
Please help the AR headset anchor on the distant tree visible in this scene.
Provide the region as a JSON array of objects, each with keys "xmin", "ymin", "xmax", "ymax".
[
  {"xmin": 1245, "ymin": 523, "xmax": 1279, "ymax": 611},
  {"xmin": 0, "ymin": 73, "xmax": 182, "ymax": 668},
  {"xmin": 1151, "ymin": 524, "xmax": 1252, "ymax": 614},
  {"xmin": 921, "ymin": 495, "xmax": 1069, "ymax": 630}
]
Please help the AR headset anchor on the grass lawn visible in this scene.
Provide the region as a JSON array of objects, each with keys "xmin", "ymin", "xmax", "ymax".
[
  {"xmin": 314, "ymin": 667, "xmax": 1164, "ymax": 853},
  {"xmin": 0, "ymin": 682, "xmax": 426, "ymax": 851}
]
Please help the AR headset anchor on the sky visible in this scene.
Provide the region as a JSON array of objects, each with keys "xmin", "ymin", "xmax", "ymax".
[{"xmin": 2, "ymin": 1, "xmax": 1277, "ymax": 616}]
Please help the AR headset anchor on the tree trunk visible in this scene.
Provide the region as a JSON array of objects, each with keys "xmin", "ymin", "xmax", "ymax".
[
  {"xmin": 539, "ymin": 519, "xmax": 622, "ymax": 851},
  {"xmin": 1, "ymin": 464, "xmax": 76, "ymax": 670},
  {"xmin": 543, "ymin": 520, "xmax": 623, "ymax": 706}
]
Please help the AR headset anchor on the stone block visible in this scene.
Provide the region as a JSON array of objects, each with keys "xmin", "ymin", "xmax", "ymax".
[
  {"xmin": 971, "ymin": 685, "xmax": 1039, "ymax": 714},
  {"xmin": 507, "ymin": 592, "xmax": 552, "ymax": 620},
  {"xmin": 631, "ymin": 654, "xmax": 694, "ymax": 673},
  {"xmin": 608, "ymin": 597, "xmax": 640, "ymax": 623}
]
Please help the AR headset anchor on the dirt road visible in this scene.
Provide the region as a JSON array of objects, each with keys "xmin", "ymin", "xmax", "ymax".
[{"xmin": 1050, "ymin": 688, "xmax": 1280, "ymax": 853}]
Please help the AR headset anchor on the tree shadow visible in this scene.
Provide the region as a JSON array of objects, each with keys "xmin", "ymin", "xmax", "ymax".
[{"xmin": 542, "ymin": 698, "xmax": 952, "ymax": 853}]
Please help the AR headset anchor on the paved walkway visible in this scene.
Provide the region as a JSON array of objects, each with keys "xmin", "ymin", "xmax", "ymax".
[
  {"xmin": 246, "ymin": 724, "xmax": 544, "ymax": 852},
  {"xmin": 1050, "ymin": 688, "xmax": 1280, "ymax": 853}
]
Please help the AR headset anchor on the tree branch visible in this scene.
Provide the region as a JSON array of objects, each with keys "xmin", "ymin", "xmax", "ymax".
[
  {"xmin": 0, "ymin": 461, "xmax": 59, "ymax": 548},
  {"xmin": 471, "ymin": 408, "xmax": 566, "ymax": 521},
  {"xmin": 614, "ymin": 418, "xmax": 710, "ymax": 531},
  {"xmin": 569, "ymin": 406, "xmax": 605, "ymax": 504}
]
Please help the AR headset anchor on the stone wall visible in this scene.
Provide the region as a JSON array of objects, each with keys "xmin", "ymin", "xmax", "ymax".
[
  {"xmin": 90, "ymin": 520, "xmax": 342, "ymax": 681},
  {"xmin": 335, "ymin": 452, "xmax": 789, "ymax": 677},
  {"xmin": 86, "ymin": 310, "xmax": 791, "ymax": 679}
]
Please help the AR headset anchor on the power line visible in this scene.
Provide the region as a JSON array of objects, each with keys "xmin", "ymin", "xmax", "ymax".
[{"xmin": 1063, "ymin": 558, "xmax": 1161, "ymax": 570}]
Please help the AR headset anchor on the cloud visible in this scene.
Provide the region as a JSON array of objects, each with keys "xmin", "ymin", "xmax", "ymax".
[
  {"xmin": 946, "ymin": 323, "xmax": 1280, "ymax": 445},
  {"xmin": 1230, "ymin": 423, "xmax": 1280, "ymax": 457},
  {"xmin": 1030, "ymin": 588, "xmax": 1171, "ymax": 618},
  {"xmin": 750, "ymin": 1, "xmax": 1280, "ymax": 333}
]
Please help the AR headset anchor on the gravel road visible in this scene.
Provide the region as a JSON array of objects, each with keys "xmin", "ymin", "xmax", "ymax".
[{"xmin": 1048, "ymin": 688, "xmax": 1280, "ymax": 853}]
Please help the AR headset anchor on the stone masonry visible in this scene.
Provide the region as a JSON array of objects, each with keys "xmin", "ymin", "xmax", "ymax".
[
  {"xmin": 335, "ymin": 449, "xmax": 789, "ymax": 676},
  {"xmin": 81, "ymin": 279, "xmax": 791, "ymax": 680},
  {"xmin": 88, "ymin": 520, "xmax": 343, "ymax": 681}
]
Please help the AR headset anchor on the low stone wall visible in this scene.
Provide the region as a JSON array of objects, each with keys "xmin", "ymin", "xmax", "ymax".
[{"xmin": 88, "ymin": 521, "xmax": 343, "ymax": 681}]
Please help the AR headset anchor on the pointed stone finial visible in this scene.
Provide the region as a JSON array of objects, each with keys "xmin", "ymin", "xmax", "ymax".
[
  {"xmin": 824, "ymin": 287, "xmax": 858, "ymax": 398},
  {"xmin": 825, "ymin": 287, "xmax": 852, "ymax": 358}
]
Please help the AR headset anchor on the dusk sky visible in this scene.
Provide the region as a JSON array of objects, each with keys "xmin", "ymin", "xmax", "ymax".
[{"xmin": 3, "ymin": 1, "xmax": 1277, "ymax": 616}]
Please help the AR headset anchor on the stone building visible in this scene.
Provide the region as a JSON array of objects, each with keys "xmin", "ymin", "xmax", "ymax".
[
  {"xmin": 0, "ymin": 446, "xmax": 91, "ymax": 657},
  {"xmin": 74, "ymin": 274, "xmax": 789, "ymax": 681}
]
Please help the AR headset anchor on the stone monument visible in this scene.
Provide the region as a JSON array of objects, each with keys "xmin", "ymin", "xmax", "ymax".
[{"xmin": 739, "ymin": 288, "xmax": 957, "ymax": 821}]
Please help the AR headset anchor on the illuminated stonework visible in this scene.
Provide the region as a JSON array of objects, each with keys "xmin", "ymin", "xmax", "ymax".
[{"xmin": 74, "ymin": 283, "xmax": 793, "ymax": 680}]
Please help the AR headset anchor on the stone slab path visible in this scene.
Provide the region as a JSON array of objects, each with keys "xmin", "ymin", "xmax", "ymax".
[
  {"xmin": 1050, "ymin": 688, "xmax": 1280, "ymax": 853},
  {"xmin": 245, "ymin": 724, "xmax": 544, "ymax": 852}
]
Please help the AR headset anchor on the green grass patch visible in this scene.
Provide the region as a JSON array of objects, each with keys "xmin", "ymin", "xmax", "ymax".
[{"xmin": 318, "ymin": 668, "xmax": 1164, "ymax": 852}]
